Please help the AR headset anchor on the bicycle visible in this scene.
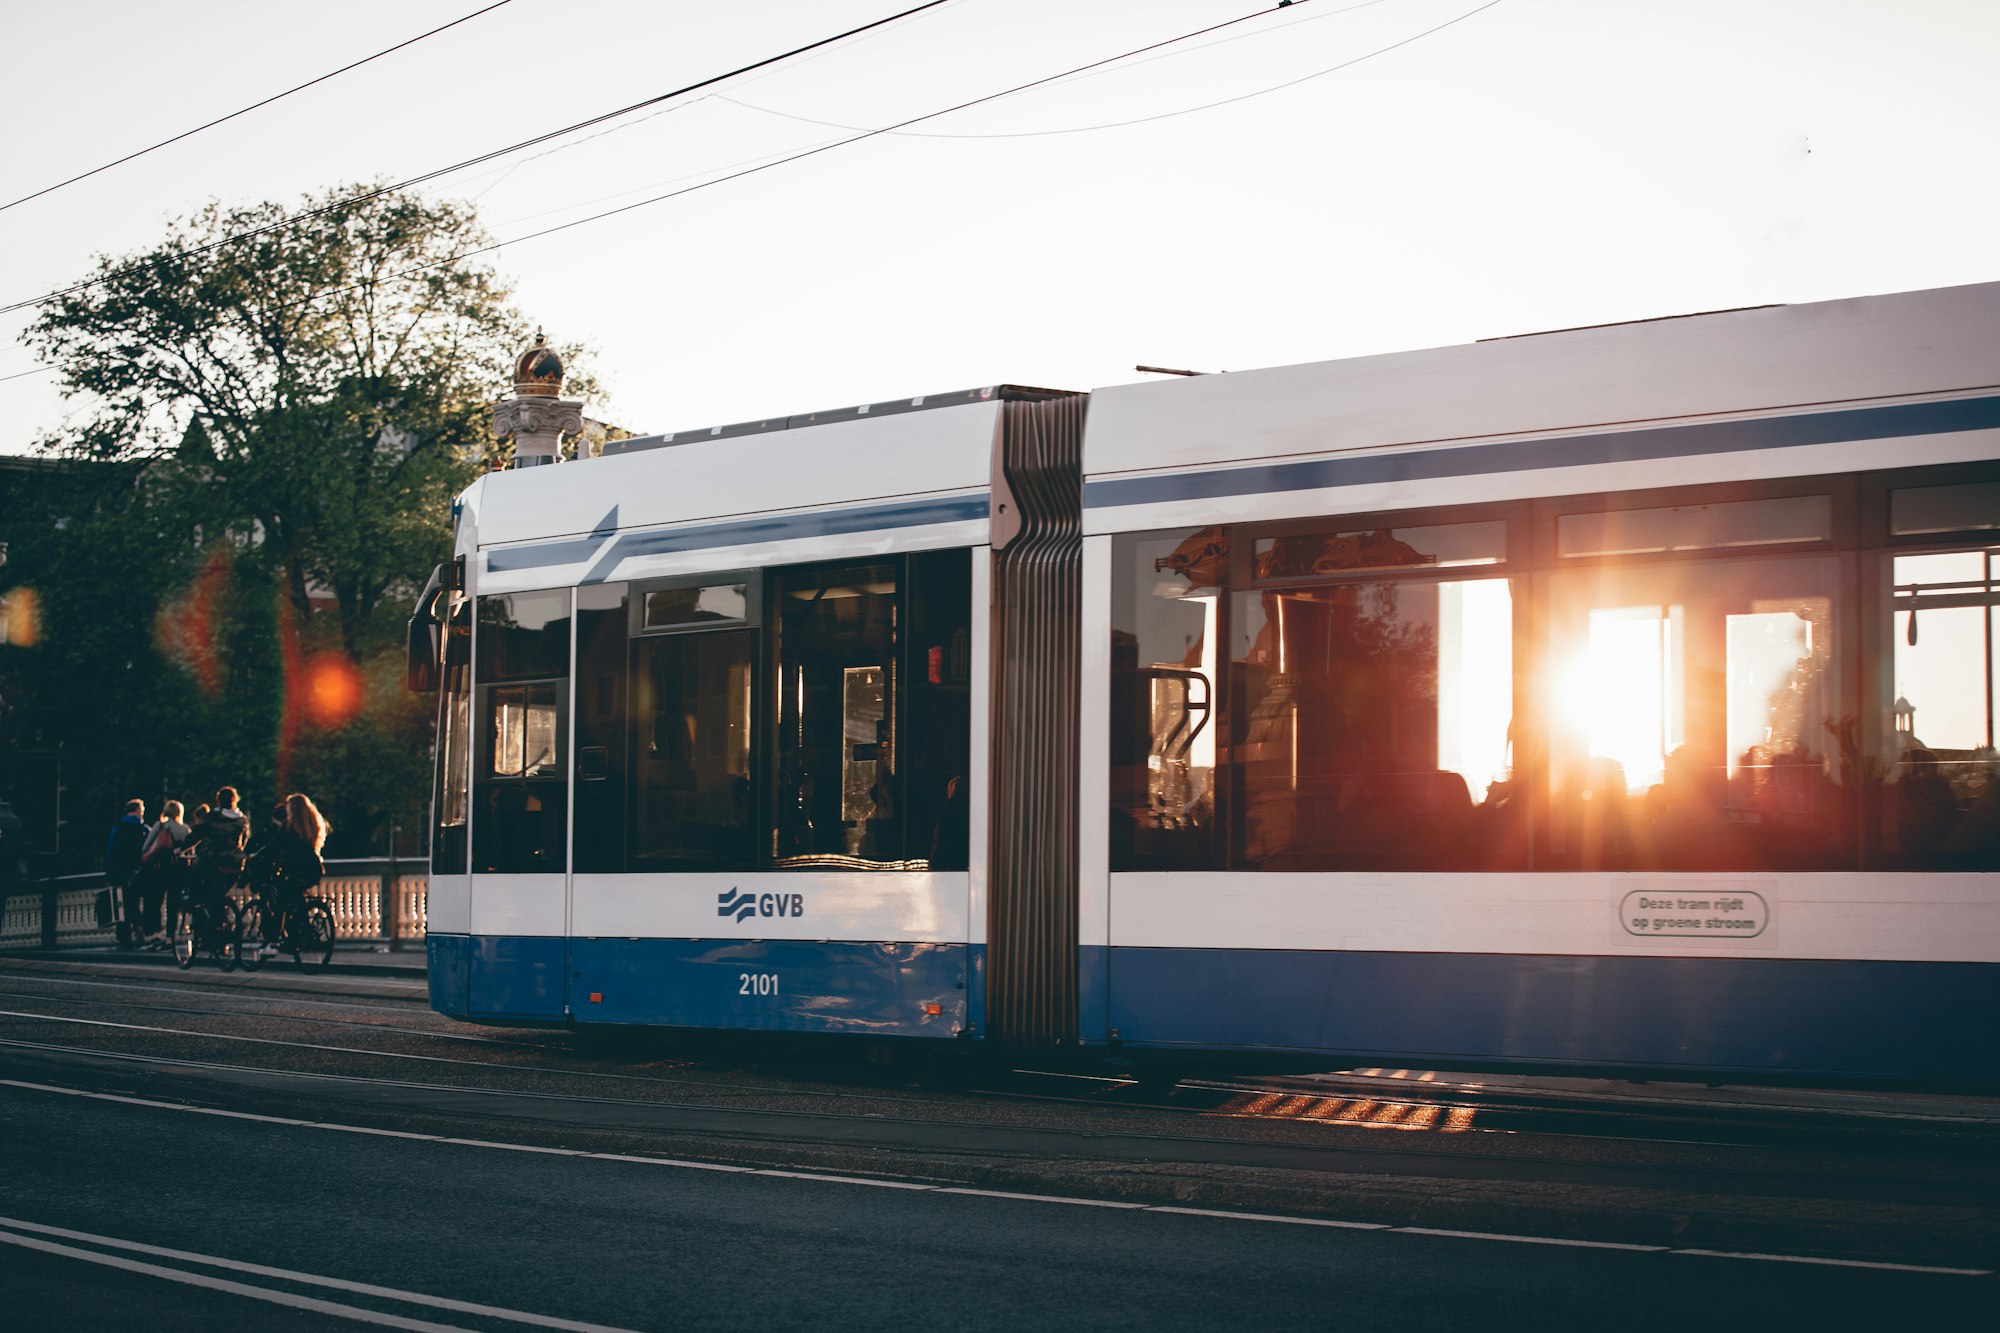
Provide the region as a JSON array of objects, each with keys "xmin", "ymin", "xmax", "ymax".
[
  {"xmin": 237, "ymin": 888, "xmax": 336, "ymax": 972},
  {"xmin": 169, "ymin": 888, "xmax": 242, "ymax": 971}
]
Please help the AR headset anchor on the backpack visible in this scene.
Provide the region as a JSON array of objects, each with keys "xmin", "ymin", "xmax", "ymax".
[{"xmin": 198, "ymin": 809, "xmax": 251, "ymax": 873}]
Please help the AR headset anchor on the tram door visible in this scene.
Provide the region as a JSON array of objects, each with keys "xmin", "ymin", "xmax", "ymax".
[{"xmin": 465, "ymin": 588, "xmax": 573, "ymax": 1020}]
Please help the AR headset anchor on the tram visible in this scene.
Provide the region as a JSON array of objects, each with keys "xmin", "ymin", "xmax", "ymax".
[{"xmin": 411, "ymin": 281, "xmax": 2000, "ymax": 1079}]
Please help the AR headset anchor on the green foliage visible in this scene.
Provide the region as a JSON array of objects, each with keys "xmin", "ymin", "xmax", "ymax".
[
  {"xmin": 8, "ymin": 184, "xmax": 600, "ymax": 863},
  {"xmin": 24, "ymin": 182, "xmax": 527, "ymax": 654}
]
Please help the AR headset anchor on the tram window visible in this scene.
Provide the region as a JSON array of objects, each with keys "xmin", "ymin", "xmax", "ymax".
[
  {"xmin": 906, "ymin": 548, "xmax": 972, "ymax": 872},
  {"xmin": 643, "ymin": 582, "xmax": 748, "ymax": 630},
  {"xmin": 1230, "ymin": 574, "xmax": 1517, "ymax": 871},
  {"xmin": 1111, "ymin": 529, "xmax": 1223, "ymax": 870},
  {"xmin": 772, "ymin": 562, "xmax": 905, "ymax": 868},
  {"xmin": 488, "ymin": 684, "xmax": 560, "ymax": 777},
  {"xmin": 1254, "ymin": 521, "xmax": 1504, "ymax": 579},
  {"xmin": 1891, "ymin": 483, "xmax": 2000, "ymax": 536},
  {"xmin": 1557, "ymin": 496, "xmax": 1831, "ymax": 558},
  {"xmin": 1879, "ymin": 548, "xmax": 2000, "ymax": 868},
  {"xmin": 472, "ymin": 589, "xmax": 571, "ymax": 875},
  {"xmin": 1543, "ymin": 555, "xmax": 1850, "ymax": 870},
  {"xmin": 432, "ymin": 597, "xmax": 472, "ymax": 875},
  {"xmin": 472, "ymin": 675, "xmax": 569, "ymax": 874},
  {"xmin": 630, "ymin": 629, "xmax": 755, "ymax": 871},
  {"xmin": 477, "ymin": 590, "xmax": 571, "ymax": 681},
  {"xmin": 471, "ymin": 783, "xmax": 567, "ymax": 874},
  {"xmin": 573, "ymin": 583, "xmax": 629, "ymax": 874}
]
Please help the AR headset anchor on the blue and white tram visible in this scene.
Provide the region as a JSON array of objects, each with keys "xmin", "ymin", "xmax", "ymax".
[{"xmin": 413, "ymin": 282, "xmax": 2000, "ymax": 1079}]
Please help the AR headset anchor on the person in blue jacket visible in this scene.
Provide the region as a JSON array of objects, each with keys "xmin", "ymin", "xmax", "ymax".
[{"xmin": 102, "ymin": 799, "xmax": 150, "ymax": 949}]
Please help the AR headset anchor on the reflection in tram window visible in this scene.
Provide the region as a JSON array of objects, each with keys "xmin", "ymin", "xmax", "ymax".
[
  {"xmin": 476, "ymin": 588, "xmax": 571, "ymax": 681},
  {"xmin": 1110, "ymin": 529, "xmax": 1221, "ymax": 870},
  {"xmin": 1545, "ymin": 556, "xmax": 1846, "ymax": 870},
  {"xmin": 1256, "ymin": 522, "xmax": 1504, "ymax": 577},
  {"xmin": 472, "ymin": 591, "xmax": 571, "ymax": 875},
  {"xmin": 773, "ymin": 563, "xmax": 906, "ymax": 868},
  {"xmin": 489, "ymin": 684, "xmax": 560, "ymax": 777},
  {"xmin": 1231, "ymin": 576, "xmax": 1515, "ymax": 871},
  {"xmin": 631, "ymin": 631, "xmax": 754, "ymax": 871},
  {"xmin": 432, "ymin": 598, "xmax": 472, "ymax": 875},
  {"xmin": 1883, "ymin": 548, "xmax": 2000, "ymax": 867}
]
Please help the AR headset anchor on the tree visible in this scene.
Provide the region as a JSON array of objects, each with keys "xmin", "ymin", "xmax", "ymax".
[
  {"xmin": 13, "ymin": 184, "xmax": 600, "ymax": 860},
  {"xmin": 25, "ymin": 183, "xmax": 523, "ymax": 656}
]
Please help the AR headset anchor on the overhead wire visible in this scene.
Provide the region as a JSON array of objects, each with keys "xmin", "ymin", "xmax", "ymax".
[
  {"xmin": 267, "ymin": 0, "xmax": 1508, "ymax": 319},
  {"xmin": 0, "ymin": 0, "xmax": 956, "ymax": 317},
  {"xmin": 223, "ymin": 2, "xmax": 1340, "ymax": 321},
  {"xmin": 716, "ymin": 0, "xmax": 1506, "ymax": 139},
  {"xmin": 0, "ymin": 1, "xmax": 518, "ymax": 215},
  {"xmin": 467, "ymin": 0, "xmax": 1397, "ymax": 208},
  {"xmin": 455, "ymin": 0, "xmax": 978, "ymax": 199}
]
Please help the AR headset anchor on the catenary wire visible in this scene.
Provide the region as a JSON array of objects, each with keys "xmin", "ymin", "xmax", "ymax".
[
  {"xmin": 0, "ymin": 0, "xmax": 955, "ymax": 317},
  {"xmin": 456, "ymin": 0, "xmax": 978, "ymax": 199},
  {"xmin": 238, "ymin": 1, "xmax": 1338, "ymax": 320},
  {"xmin": 716, "ymin": 0, "xmax": 1505, "ymax": 139},
  {"xmin": 470, "ymin": 0, "xmax": 1394, "ymax": 208},
  {"xmin": 0, "ymin": 1, "xmax": 517, "ymax": 215}
]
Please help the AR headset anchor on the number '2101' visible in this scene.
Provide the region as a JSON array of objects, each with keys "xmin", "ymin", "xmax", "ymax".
[{"xmin": 739, "ymin": 973, "xmax": 778, "ymax": 996}]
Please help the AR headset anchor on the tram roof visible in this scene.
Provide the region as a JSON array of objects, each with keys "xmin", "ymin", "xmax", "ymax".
[
  {"xmin": 1080, "ymin": 280, "xmax": 2000, "ymax": 483},
  {"xmin": 600, "ymin": 384, "xmax": 1073, "ymax": 457}
]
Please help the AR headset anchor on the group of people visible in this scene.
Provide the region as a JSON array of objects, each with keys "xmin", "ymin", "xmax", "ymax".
[{"xmin": 101, "ymin": 786, "xmax": 331, "ymax": 950}]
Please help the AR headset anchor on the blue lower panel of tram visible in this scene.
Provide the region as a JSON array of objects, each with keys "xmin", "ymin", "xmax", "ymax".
[
  {"xmin": 430, "ymin": 934, "xmax": 968, "ymax": 1036},
  {"xmin": 428, "ymin": 934, "xmax": 565, "ymax": 1022},
  {"xmin": 1097, "ymin": 947, "xmax": 2000, "ymax": 1078}
]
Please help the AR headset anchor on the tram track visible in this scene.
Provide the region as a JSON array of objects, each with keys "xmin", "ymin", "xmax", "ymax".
[
  {"xmin": 1, "ymin": 964, "xmax": 1996, "ymax": 1171},
  {"xmin": 4, "ymin": 1033, "xmax": 1990, "ymax": 1210},
  {"xmin": 4, "ymin": 964, "xmax": 1998, "ymax": 1266},
  {"xmin": 0, "ymin": 1022, "xmax": 1988, "ymax": 1209}
]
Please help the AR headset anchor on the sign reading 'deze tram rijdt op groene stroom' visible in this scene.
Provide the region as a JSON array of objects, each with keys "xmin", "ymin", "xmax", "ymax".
[{"xmin": 1620, "ymin": 887, "xmax": 1772, "ymax": 940}]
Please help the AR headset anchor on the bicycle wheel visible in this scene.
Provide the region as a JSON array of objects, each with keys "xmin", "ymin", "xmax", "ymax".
[
  {"xmin": 216, "ymin": 900, "xmax": 242, "ymax": 973},
  {"xmin": 172, "ymin": 909, "xmax": 196, "ymax": 969},
  {"xmin": 297, "ymin": 900, "xmax": 335, "ymax": 972},
  {"xmin": 234, "ymin": 896, "xmax": 266, "ymax": 972}
]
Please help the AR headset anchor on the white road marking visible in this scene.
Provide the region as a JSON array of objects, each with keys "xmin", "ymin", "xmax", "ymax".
[
  {"xmin": 1398, "ymin": 1226, "xmax": 1665, "ymax": 1251},
  {"xmin": 1151, "ymin": 1207, "xmax": 1388, "ymax": 1230},
  {"xmin": 0, "ymin": 1216, "xmax": 628, "ymax": 1320},
  {"xmin": 0, "ymin": 1216, "xmax": 645, "ymax": 1330},
  {"xmin": 0, "ymin": 1077, "xmax": 1988, "ymax": 1277},
  {"xmin": 1672, "ymin": 1248, "xmax": 1992, "ymax": 1274},
  {"xmin": 937, "ymin": 1188, "xmax": 1146, "ymax": 1208}
]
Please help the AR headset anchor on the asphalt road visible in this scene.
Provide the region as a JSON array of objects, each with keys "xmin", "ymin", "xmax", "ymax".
[
  {"xmin": 0, "ymin": 955, "xmax": 1994, "ymax": 1328},
  {"xmin": 1, "ymin": 1081, "xmax": 1988, "ymax": 1332}
]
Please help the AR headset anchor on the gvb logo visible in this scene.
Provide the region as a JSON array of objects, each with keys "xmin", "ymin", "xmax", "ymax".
[{"xmin": 717, "ymin": 888, "xmax": 806, "ymax": 922}]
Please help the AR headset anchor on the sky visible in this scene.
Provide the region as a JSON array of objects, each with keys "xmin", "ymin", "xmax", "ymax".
[{"xmin": 4, "ymin": 0, "xmax": 1999, "ymax": 449}]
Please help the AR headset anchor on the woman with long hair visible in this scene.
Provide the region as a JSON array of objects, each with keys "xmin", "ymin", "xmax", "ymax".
[
  {"xmin": 250, "ymin": 794, "xmax": 331, "ymax": 950},
  {"xmin": 284, "ymin": 793, "xmax": 330, "ymax": 857}
]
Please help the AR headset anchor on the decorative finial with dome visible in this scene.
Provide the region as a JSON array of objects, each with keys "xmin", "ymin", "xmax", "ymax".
[
  {"xmin": 513, "ymin": 327, "xmax": 566, "ymax": 398},
  {"xmin": 493, "ymin": 326, "xmax": 584, "ymax": 467}
]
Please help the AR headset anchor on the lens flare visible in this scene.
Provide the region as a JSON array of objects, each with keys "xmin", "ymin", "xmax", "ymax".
[
  {"xmin": 2, "ymin": 587, "xmax": 38, "ymax": 646},
  {"xmin": 302, "ymin": 653, "xmax": 364, "ymax": 728},
  {"xmin": 154, "ymin": 549, "xmax": 231, "ymax": 695}
]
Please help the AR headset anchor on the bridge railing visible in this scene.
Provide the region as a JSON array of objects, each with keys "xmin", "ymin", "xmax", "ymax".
[{"xmin": 0, "ymin": 858, "xmax": 429, "ymax": 949}]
